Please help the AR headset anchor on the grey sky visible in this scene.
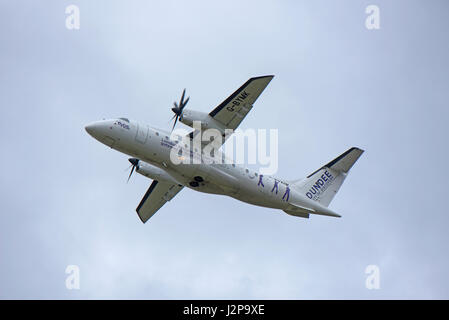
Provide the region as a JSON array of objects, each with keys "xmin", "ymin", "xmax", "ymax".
[{"xmin": 1, "ymin": 0, "xmax": 448, "ymax": 299}]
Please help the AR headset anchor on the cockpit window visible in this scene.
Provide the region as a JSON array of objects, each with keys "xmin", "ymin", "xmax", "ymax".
[{"xmin": 119, "ymin": 118, "xmax": 129, "ymax": 123}]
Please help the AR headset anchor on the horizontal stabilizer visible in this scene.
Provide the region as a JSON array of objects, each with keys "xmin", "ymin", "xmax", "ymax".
[{"xmin": 283, "ymin": 202, "xmax": 341, "ymax": 219}]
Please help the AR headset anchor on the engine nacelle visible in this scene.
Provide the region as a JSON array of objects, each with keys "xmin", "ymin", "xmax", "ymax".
[
  {"xmin": 180, "ymin": 109, "xmax": 226, "ymax": 132},
  {"xmin": 136, "ymin": 161, "xmax": 177, "ymax": 184}
]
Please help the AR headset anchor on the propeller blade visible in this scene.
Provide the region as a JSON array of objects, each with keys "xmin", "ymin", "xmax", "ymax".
[
  {"xmin": 181, "ymin": 96, "xmax": 190, "ymax": 109},
  {"xmin": 171, "ymin": 115, "xmax": 179, "ymax": 132},
  {"xmin": 170, "ymin": 89, "xmax": 189, "ymax": 131},
  {"xmin": 127, "ymin": 165, "xmax": 135, "ymax": 183},
  {"xmin": 180, "ymin": 89, "xmax": 186, "ymax": 105},
  {"xmin": 127, "ymin": 158, "xmax": 139, "ymax": 183}
]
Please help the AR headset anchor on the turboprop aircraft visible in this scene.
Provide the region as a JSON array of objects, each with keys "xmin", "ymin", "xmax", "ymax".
[{"xmin": 85, "ymin": 75, "xmax": 363, "ymax": 223}]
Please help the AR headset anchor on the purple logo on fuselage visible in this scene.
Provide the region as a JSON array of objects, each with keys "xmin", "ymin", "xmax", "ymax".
[{"xmin": 114, "ymin": 121, "xmax": 130, "ymax": 130}]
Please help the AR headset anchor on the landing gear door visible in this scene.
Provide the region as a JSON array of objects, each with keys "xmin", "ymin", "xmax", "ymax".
[{"xmin": 135, "ymin": 123, "xmax": 148, "ymax": 144}]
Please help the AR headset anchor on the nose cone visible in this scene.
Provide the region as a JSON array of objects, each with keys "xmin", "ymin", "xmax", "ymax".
[
  {"xmin": 85, "ymin": 120, "xmax": 117, "ymax": 147},
  {"xmin": 85, "ymin": 120, "xmax": 112, "ymax": 140},
  {"xmin": 85, "ymin": 122, "xmax": 102, "ymax": 138}
]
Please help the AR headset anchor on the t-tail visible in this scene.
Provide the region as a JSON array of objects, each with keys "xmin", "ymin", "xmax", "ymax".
[{"xmin": 292, "ymin": 147, "xmax": 364, "ymax": 207}]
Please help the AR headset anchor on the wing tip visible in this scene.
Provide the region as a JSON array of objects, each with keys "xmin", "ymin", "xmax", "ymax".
[
  {"xmin": 135, "ymin": 180, "xmax": 159, "ymax": 224},
  {"xmin": 250, "ymin": 75, "xmax": 274, "ymax": 81},
  {"xmin": 136, "ymin": 209, "xmax": 149, "ymax": 224},
  {"xmin": 354, "ymin": 146, "xmax": 365, "ymax": 154}
]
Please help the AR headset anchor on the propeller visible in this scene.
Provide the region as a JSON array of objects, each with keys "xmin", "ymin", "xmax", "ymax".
[
  {"xmin": 127, "ymin": 158, "xmax": 139, "ymax": 182},
  {"xmin": 170, "ymin": 88, "xmax": 189, "ymax": 131}
]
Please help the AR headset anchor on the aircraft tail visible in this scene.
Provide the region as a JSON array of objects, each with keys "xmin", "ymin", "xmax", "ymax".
[{"xmin": 291, "ymin": 147, "xmax": 364, "ymax": 207}]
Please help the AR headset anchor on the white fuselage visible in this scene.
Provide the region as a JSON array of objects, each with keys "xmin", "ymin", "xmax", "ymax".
[{"xmin": 85, "ymin": 118, "xmax": 337, "ymax": 215}]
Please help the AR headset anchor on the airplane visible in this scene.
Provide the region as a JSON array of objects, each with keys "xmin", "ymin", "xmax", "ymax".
[{"xmin": 85, "ymin": 75, "xmax": 364, "ymax": 223}]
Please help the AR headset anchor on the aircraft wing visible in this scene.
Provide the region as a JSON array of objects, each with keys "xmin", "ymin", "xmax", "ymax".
[
  {"xmin": 209, "ymin": 75, "xmax": 274, "ymax": 131},
  {"xmin": 136, "ymin": 180, "xmax": 183, "ymax": 223},
  {"xmin": 187, "ymin": 75, "xmax": 274, "ymax": 146}
]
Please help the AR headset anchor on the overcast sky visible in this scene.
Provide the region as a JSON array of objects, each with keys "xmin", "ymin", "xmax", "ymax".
[{"xmin": 1, "ymin": 0, "xmax": 448, "ymax": 299}]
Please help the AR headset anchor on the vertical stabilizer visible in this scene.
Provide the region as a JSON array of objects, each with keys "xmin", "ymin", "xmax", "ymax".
[{"xmin": 292, "ymin": 147, "xmax": 364, "ymax": 207}]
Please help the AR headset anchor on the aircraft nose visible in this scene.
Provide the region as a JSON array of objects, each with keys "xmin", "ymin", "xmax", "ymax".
[
  {"xmin": 85, "ymin": 121, "xmax": 110, "ymax": 139},
  {"xmin": 85, "ymin": 122, "xmax": 100, "ymax": 136},
  {"xmin": 85, "ymin": 120, "xmax": 117, "ymax": 147}
]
